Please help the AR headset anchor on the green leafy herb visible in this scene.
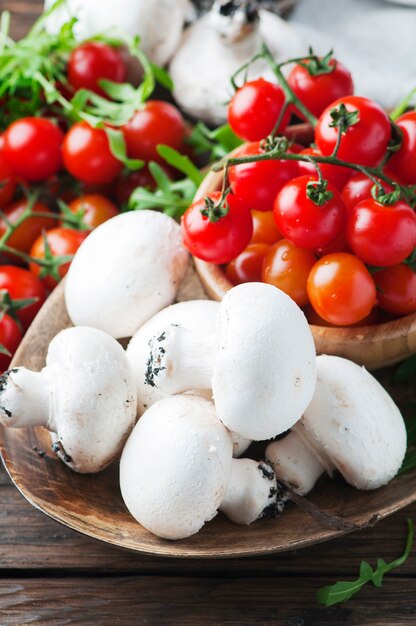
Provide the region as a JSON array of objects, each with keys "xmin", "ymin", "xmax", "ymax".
[
  {"xmin": 105, "ymin": 127, "xmax": 144, "ymax": 170},
  {"xmin": 317, "ymin": 519, "xmax": 414, "ymax": 607},
  {"xmin": 128, "ymin": 162, "xmax": 199, "ymax": 218},
  {"xmin": 188, "ymin": 122, "xmax": 242, "ymax": 161},
  {"xmin": 157, "ymin": 145, "xmax": 204, "ymax": 186}
]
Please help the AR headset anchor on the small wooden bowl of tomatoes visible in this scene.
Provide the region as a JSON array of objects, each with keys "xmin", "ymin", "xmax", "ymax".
[{"xmin": 189, "ymin": 121, "xmax": 416, "ymax": 370}]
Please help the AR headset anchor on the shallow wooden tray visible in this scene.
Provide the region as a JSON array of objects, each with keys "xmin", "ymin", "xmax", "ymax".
[{"xmin": 0, "ymin": 269, "xmax": 415, "ymax": 558}]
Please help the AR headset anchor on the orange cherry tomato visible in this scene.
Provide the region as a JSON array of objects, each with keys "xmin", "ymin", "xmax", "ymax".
[
  {"xmin": 262, "ymin": 239, "xmax": 316, "ymax": 307},
  {"xmin": 305, "ymin": 304, "xmax": 379, "ymax": 327},
  {"xmin": 373, "ymin": 264, "xmax": 416, "ymax": 316},
  {"xmin": 251, "ymin": 210, "xmax": 282, "ymax": 245},
  {"xmin": 225, "ymin": 243, "xmax": 270, "ymax": 285},
  {"xmin": 307, "ymin": 252, "xmax": 377, "ymax": 326},
  {"xmin": 0, "ymin": 199, "xmax": 56, "ymax": 254},
  {"xmin": 66, "ymin": 194, "xmax": 118, "ymax": 230},
  {"xmin": 29, "ymin": 227, "xmax": 88, "ymax": 290}
]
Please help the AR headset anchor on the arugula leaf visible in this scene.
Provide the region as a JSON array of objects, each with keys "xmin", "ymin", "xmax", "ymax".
[
  {"xmin": 188, "ymin": 122, "xmax": 242, "ymax": 161},
  {"xmin": 157, "ymin": 145, "xmax": 204, "ymax": 186},
  {"xmin": 317, "ymin": 519, "xmax": 414, "ymax": 607},
  {"xmin": 105, "ymin": 127, "xmax": 144, "ymax": 170},
  {"xmin": 150, "ymin": 63, "xmax": 174, "ymax": 91},
  {"xmin": 128, "ymin": 165, "xmax": 198, "ymax": 218}
]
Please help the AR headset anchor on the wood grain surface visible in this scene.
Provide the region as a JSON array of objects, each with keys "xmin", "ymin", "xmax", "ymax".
[{"xmin": 1, "ymin": 1, "xmax": 416, "ymax": 624}]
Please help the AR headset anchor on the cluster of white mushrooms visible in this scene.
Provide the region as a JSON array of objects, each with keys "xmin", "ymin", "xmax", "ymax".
[{"xmin": 0, "ymin": 210, "xmax": 407, "ymax": 541}]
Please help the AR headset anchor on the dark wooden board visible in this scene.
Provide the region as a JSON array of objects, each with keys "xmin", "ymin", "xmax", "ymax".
[{"xmin": 1, "ymin": 575, "xmax": 416, "ymax": 625}]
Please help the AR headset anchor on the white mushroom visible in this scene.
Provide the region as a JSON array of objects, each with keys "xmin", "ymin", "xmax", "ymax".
[
  {"xmin": 65, "ymin": 210, "xmax": 189, "ymax": 339},
  {"xmin": 146, "ymin": 282, "xmax": 316, "ymax": 441},
  {"xmin": 126, "ymin": 300, "xmax": 219, "ymax": 415},
  {"xmin": 266, "ymin": 431, "xmax": 324, "ymax": 496},
  {"xmin": 119, "ymin": 395, "xmax": 233, "ymax": 540},
  {"xmin": 220, "ymin": 458, "xmax": 284, "ymax": 525},
  {"xmin": 291, "ymin": 355, "xmax": 407, "ymax": 491},
  {"xmin": 44, "ymin": 0, "xmax": 192, "ymax": 67},
  {"xmin": 231, "ymin": 432, "xmax": 252, "ymax": 458},
  {"xmin": 0, "ymin": 327, "xmax": 137, "ymax": 473},
  {"xmin": 169, "ymin": 0, "xmax": 304, "ymax": 124}
]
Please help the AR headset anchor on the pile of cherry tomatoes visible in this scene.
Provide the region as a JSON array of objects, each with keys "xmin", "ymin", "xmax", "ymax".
[
  {"xmin": 0, "ymin": 40, "xmax": 187, "ymax": 371},
  {"xmin": 182, "ymin": 57, "xmax": 416, "ymax": 327}
]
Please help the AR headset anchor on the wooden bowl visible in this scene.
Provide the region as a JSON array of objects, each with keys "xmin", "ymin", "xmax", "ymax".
[
  {"xmin": 1, "ymin": 270, "xmax": 416, "ymax": 558},
  {"xmin": 192, "ymin": 131, "xmax": 416, "ymax": 370}
]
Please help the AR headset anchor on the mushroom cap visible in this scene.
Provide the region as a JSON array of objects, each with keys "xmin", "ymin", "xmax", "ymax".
[
  {"xmin": 297, "ymin": 355, "xmax": 407, "ymax": 490},
  {"xmin": 65, "ymin": 211, "xmax": 189, "ymax": 339},
  {"xmin": 126, "ymin": 300, "xmax": 219, "ymax": 415},
  {"xmin": 44, "ymin": 0, "xmax": 190, "ymax": 66},
  {"xmin": 120, "ymin": 395, "xmax": 233, "ymax": 540},
  {"xmin": 220, "ymin": 458, "xmax": 278, "ymax": 525},
  {"xmin": 169, "ymin": 10, "xmax": 304, "ymax": 124},
  {"xmin": 47, "ymin": 327, "xmax": 137, "ymax": 473},
  {"xmin": 266, "ymin": 431, "xmax": 324, "ymax": 496},
  {"xmin": 212, "ymin": 283, "xmax": 316, "ymax": 441}
]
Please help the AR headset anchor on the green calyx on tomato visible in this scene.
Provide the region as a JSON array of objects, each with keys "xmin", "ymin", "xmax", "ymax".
[
  {"xmin": 328, "ymin": 102, "xmax": 360, "ymax": 135},
  {"xmin": 200, "ymin": 195, "xmax": 230, "ymax": 224},
  {"xmin": 306, "ymin": 178, "xmax": 334, "ymax": 206},
  {"xmin": 297, "ymin": 48, "xmax": 337, "ymax": 77}
]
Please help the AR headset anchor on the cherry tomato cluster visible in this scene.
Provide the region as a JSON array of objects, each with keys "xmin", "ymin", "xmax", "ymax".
[
  {"xmin": 0, "ymin": 40, "xmax": 188, "ymax": 371},
  {"xmin": 182, "ymin": 56, "xmax": 416, "ymax": 327}
]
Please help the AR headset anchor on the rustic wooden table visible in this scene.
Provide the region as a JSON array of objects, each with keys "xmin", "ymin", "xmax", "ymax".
[{"xmin": 1, "ymin": 1, "xmax": 416, "ymax": 624}]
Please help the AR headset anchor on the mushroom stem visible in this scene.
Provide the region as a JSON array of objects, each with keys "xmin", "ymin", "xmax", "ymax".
[
  {"xmin": 146, "ymin": 325, "xmax": 216, "ymax": 395},
  {"xmin": 220, "ymin": 458, "xmax": 286, "ymax": 525},
  {"xmin": 266, "ymin": 431, "xmax": 325, "ymax": 496},
  {"xmin": 0, "ymin": 368, "xmax": 52, "ymax": 429}
]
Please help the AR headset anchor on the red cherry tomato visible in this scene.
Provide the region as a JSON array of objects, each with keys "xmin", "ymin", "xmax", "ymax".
[
  {"xmin": 315, "ymin": 230, "xmax": 350, "ymax": 257},
  {"xmin": 0, "ymin": 314, "xmax": 22, "ymax": 373},
  {"xmin": 297, "ymin": 147, "xmax": 351, "ymax": 190},
  {"xmin": 288, "ymin": 58, "xmax": 354, "ymax": 119},
  {"xmin": 307, "ymin": 252, "xmax": 377, "ymax": 326},
  {"xmin": 229, "ymin": 142, "xmax": 299, "ymax": 212},
  {"xmin": 68, "ymin": 41, "xmax": 127, "ymax": 97},
  {"xmin": 0, "ymin": 199, "xmax": 56, "ymax": 254},
  {"xmin": 250, "ymin": 210, "xmax": 282, "ymax": 245},
  {"xmin": 29, "ymin": 228, "xmax": 88, "ymax": 290},
  {"xmin": 66, "ymin": 194, "xmax": 118, "ymax": 230},
  {"xmin": 262, "ymin": 239, "xmax": 316, "ymax": 307},
  {"xmin": 315, "ymin": 96, "xmax": 391, "ymax": 167},
  {"xmin": 388, "ymin": 112, "xmax": 416, "ymax": 185},
  {"xmin": 341, "ymin": 170, "xmax": 401, "ymax": 212},
  {"xmin": 62, "ymin": 122, "xmax": 122, "ymax": 185},
  {"xmin": 228, "ymin": 79, "xmax": 289, "ymax": 142},
  {"xmin": 181, "ymin": 192, "xmax": 253, "ymax": 264},
  {"xmin": 4, "ymin": 117, "xmax": 63, "ymax": 182},
  {"xmin": 347, "ymin": 198, "xmax": 416, "ymax": 266},
  {"xmin": 373, "ymin": 264, "xmax": 416, "ymax": 316},
  {"xmin": 273, "ymin": 175, "xmax": 347, "ymax": 250},
  {"xmin": 123, "ymin": 101, "xmax": 186, "ymax": 163},
  {"xmin": 225, "ymin": 243, "xmax": 270, "ymax": 285},
  {"xmin": 0, "ymin": 266, "xmax": 47, "ymax": 330},
  {"xmin": 0, "ymin": 142, "xmax": 16, "ymax": 208}
]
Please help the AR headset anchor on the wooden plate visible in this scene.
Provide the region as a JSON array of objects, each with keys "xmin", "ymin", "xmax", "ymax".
[{"xmin": 1, "ymin": 267, "xmax": 415, "ymax": 558}]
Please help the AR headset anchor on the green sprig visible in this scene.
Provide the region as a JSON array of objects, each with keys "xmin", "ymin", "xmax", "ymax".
[{"xmin": 317, "ymin": 519, "xmax": 414, "ymax": 607}]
